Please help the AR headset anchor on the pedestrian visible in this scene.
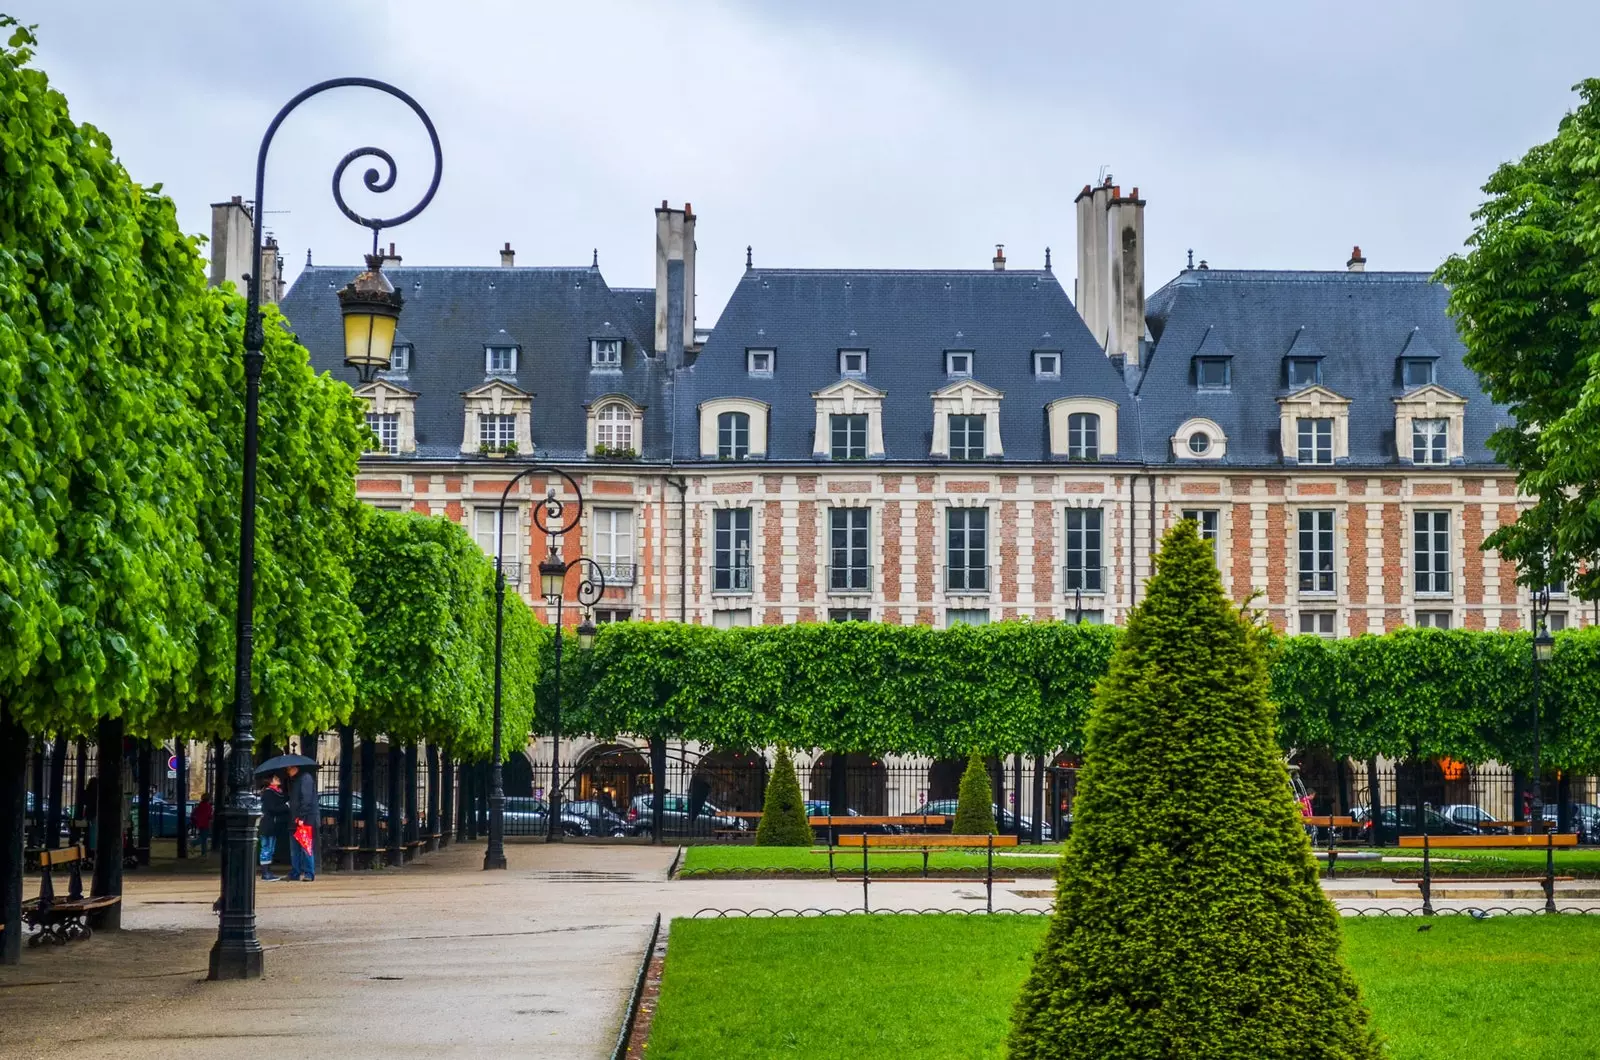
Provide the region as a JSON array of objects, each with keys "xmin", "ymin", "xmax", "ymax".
[
  {"xmin": 285, "ymin": 763, "xmax": 317, "ymax": 882},
  {"xmin": 80, "ymin": 775, "xmax": 100, "ymax": 852},
  {"xmin": 192, "ymin": 792, "xmax": 214, "ymax": 856},
  {"xmin": 260, "ymin": 774, "xmax": 289, "ymax": 881}
]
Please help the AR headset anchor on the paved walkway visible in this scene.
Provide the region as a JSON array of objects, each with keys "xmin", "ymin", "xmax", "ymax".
[{"xmin": 3, "ymin": 842, "xmax": 1597, "ymax": 1059}]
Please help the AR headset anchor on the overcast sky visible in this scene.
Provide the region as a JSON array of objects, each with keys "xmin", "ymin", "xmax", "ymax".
[{"xmin": 19, "ymin": 1, "xmax": 1600, "ymax": 323}]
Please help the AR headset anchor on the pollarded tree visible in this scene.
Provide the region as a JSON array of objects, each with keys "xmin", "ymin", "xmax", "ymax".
[
  {"xmin": 1008, "ymin": 522, "xmax": 1378, "ymax": 1059},
  {"xmin": 951, "ymin": 750, "xmax": 996, "ymax": 835},
  {"xmin": 755, "ymin": 745, "xmax": 812, "ymax": 846}
]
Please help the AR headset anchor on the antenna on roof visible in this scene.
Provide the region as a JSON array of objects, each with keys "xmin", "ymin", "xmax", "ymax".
[
  {"xmin": 746, "ymin": 245, "xmax": 753, "ymax": 269},
  {"xmin": 1097, "ymin": 164, "xmax": 1111, "ymax": 184},
  {"xmin": 1186, "ymin": 248, "xmax": 1194, "ymax": 269}
]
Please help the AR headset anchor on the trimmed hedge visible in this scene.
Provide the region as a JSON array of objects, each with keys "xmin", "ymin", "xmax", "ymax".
[
  {"xmin": 755, "ymin": 745, "xmax": 812, "ymax": 847},
  {"xmin": 1009, "ymin": 521, "xmax": 1378, "ymax": 1058},
  {"xmin": 952, "ymin": 751, "xmax": 997, "ymax": 835}
]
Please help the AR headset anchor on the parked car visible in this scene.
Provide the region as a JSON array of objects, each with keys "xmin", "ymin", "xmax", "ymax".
[
  {"xmin": 317, "ymin": 791, "xmax": 395, "ymax": 844},
  {"xmin": 1350, "ymin": 805, "xmax": 1478, "ymax": 837},
  {"xmin": 1541, "ymin": 803, "xmax": 1600, "ymax": 844},
  {"xmin": 911, "ymin": 799, "xmax": 1054, "ymax": 841},
  {"xmin": 804, "ymin": 801, "xmax": 901, "ymax": 835},
  {"xmin": 626, "ymin": 794, "xmax": 747, "ymax": 837},
  {"xmin": 564, "ymin": 799, "xmax": 630, "ymax": 837},
  {"xmin": 1439, "ymin": 804, "xmax": 1498, "ymax": 831},
  {"xmin": 503, "ymin": 796, "xmax": 590, "ymax": 837},
  {"xmin": 130, "ymin": 794, "xmax": 199, "ymax": 839}
]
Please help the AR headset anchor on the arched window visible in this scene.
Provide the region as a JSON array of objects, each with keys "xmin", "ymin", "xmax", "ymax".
[
  {"xmin": 596, "ymin": 402, "xmax": 633, "ymax": 451},
  {"xmin": 717, "ymin": 411, "xmax": 750, "ymax": 460},
  {"xmin": 1067, "ymin": 412, "xmax": 1099, "ymax": 459}
]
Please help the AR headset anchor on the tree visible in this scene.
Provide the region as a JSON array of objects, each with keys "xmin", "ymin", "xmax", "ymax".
[
  {"xmin": 1008, "ymin": 522, "xmax": 1377, "ymax": 1059},
  {"xmin": 951, "ymin": 750, "xmax": 996, "ymax": 835},
  {"xmin": 1437, "ymin": 79, "xmax": 1600, "ymax": 599},
  {"xmin": 754, "ymin": 745, "xmax": 812, "ymax": 846}
]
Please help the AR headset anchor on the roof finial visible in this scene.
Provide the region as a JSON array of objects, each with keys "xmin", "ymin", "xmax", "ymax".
[
  {"xmin": 591, "ymin": 247, "xmax": 599, "ymax": 268},
  {"xmin": 305, "ymin": 247, "xmax": 313, "ymax": 266},
  {"xmin": 745, "ymin": 245, "xmax": 753, "ymax": 269},
  {"xmin": 1186, "ymin": 248, "xmax": 1194, "ymax": 269},
  {"xmin": 1044, "ymin": 246, "xmax": 1052, "ymax": 271}
]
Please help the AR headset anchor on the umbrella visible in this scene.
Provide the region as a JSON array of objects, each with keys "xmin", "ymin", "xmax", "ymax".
[{"xmin": 254, "ymin": 753, "xmax": 316, "ymax": 775}]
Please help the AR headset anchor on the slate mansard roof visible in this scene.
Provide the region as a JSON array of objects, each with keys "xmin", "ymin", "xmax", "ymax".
[
  {"xmin": 1137, "ymin": 268, "xmax": 1508, "ymax": 468},
  {"xmin": 676, "ymin": 266, "xmax": 1135, "ymax": 464},
  {"xmin": 281, "ymin": 264, "xmax": 666, "ymax": 461}
]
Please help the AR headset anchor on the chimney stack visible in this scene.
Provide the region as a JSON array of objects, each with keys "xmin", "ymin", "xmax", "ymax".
[
  {"xmin": 500, "ymin": 242, "xmax": 515, "ymax": 268},
  {"xmin": 207, "ymin": 195, "xmax": 255, "ymax": 292},
  {"xmin": 1074, "ymin": 176, "xmax": 1146, "ymax": 366},
  {"xmin": 654, "ymin": 201, "xmax": 698, "ymax": 361},
  {"xmin": 1346, "ymin": 245, "xmax": 1366, "ymax": 272},
  {"xmin": 992, "ymin": 244, "xmax": 1006, "ymax": 271},
  {"xmin": 380, "ymin": 242, "xmax": 402, "ymax": 267}
]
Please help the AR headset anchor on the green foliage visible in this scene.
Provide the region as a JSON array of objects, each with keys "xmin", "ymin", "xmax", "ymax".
[
  {"xmin": 1437, "ymin": 79, "xmax": 1600, "ymax": 598},
  {"xmin": 952, "ymin": 750, "xmax": 996, "ymax": 835},
  {"xmin": 1009, "ymin": 522, "xmax": 1377, "ymax": 1059},
  {"xmin": 754, "ymin": 745, "xmax": 812, "ymax": 846}
]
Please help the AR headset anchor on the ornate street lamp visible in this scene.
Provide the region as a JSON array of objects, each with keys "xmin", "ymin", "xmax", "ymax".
[
  {"xmin": 1531, "ymin": 587, "xmax": 1555, "ymax": 913},
  {"xmin": 540, "ymin": 552, "xmax": 605, "ymax": 843},
  {"xmin": 210, "ymin": 78, "xmax": 441, "ymax": 982},
  {"xmin": 481, "ymin": 468, "xmax": 604, "ymax": 867}
]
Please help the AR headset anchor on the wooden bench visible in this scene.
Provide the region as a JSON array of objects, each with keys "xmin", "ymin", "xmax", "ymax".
[
  {"xmin": 1302, "ymin": 815, "xmax": 1364, "ymax": 878},
  {"xmin": 22, "ymin": 845, "xmax": 120, "ymax": 946},
  {"xmin": 1394, "ymin": 832, "xmax": 1577, "ymax": 914},
  {"xmin": 830, "ymin": 833, "xmax": 1020, "ymax": 912}
]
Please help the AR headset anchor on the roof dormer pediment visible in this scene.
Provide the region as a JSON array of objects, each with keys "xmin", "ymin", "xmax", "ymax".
[
  {"xmin": 1393, "ymin": 383, "xmax": 1466, "ymax": 411},
  {"xmin": 1276, "ymin": 385, "xmax": 1350, "ymax": 408},
  {"xmin": 930, "ymin": 379, "xmax": 1004, "ymax": 401},
  {"xmin": 811, "ymin": 378, "xmax": 885, "ymax": 402},
  {"xmin": 355, "ymin": 379, "xmax": 418, "ymax": 400},
  {"xmin": 463, "ymin": 379, "xmax": 533, "ymax": 401}
]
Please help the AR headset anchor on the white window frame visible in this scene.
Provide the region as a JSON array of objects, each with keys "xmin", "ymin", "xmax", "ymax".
[
  {"xmin": 747, "ymin": 348, "xmax": 774, "ymax": 377},
  {"xmin": 472, "ymin": 507, "xmax": 519, "ymax": 563},
  {"xmin": 479, "ymin": 413, "xmax": 517, "ymax": 448},
  {"xmin": 1181, "ymin": 508, "xmax": 1220, "ymax": 560},
  {"xmin": 1300, "ymin": 610, "xmax": 1336, "ymax": 637},
  {"xmin": 1412, "ymin": 418, "xmax": 1448, "ymax": 465},
  {"xmin": 1297, "ymin": 417, "xmax": 1334, "ymax": 464},
  {"xmin": 366, "ymin": 412, "xmax": 399, "ymax": 454},
  {"xmin": 945, "ymin": 350, "xmax": 973, "ymax": 378},
  {"xmin": 948, "ymin": 414, "xmax": 986, "ymax": 461},
  {"xmin": 1416, "ymin": 610, "xmax": 1453, "ymax": 630},
  {"xmin": 592, "ymin": 508, "xmax": 635, "ymax": 585},
  {"xmin": 828, "ymin": 507, "xmax": 871, "ymax": 593},
  {"xmin": 946, "ymin": 608, "xmax": 990, "ymax": 627},
  {"xmin": 1402, "ymin": 358, "xmax": 1436, "ymax": 387},
  {"xmin": 1033, "ymin": 350, "xmax": 1060, "ymax": 379},
  {"xmin": 1064, "ymin": 508, "xmax": 1103, "ymax": 593},
  {"xmin": 717, "ymin": 411, "xmax": 750, "ymax": 460},
  {"xmin": 595, "ymin": 402, "xmax": 634, "ymax": 451},
  {"xmin": 828, "ymin": 608, "xmax": 872, "ymax": 623},
  {"xmin": 1287, "ymin": 358, "xmax": 1321, "ymax": 387},
  {"xmin": 830, "ymin": 413, "xmax": 868, "ymax": 460},
  {"xmin": 1067, "ymin": 413, "xmax": 1100, "ymax": 460},
  {"xmin": 713, "ymin": 508, "xmax": 753, "ymax": 593},
  {"xmin": 711, "ymin": 608, "xmax": 752, "ymax": 629},
  {"xmin": 946, "ymin": 508, "xmax": 989, "ymax": 593},
  {"xmin": 839, "ymin": 349, "xmax": 868, "ymax": 377},
  {"xmin": 486, "ymin": 345, "xmax": 518, "ymax": 374},
  {"xmin": 387, "ymin": 343, "xmax": 412, "ymax": 374},
  {"xmin": 1414, "ymin": 510, "xmax": 1452, "ymax": 596},
  {"xmin": 1196, "ymin": 357, "xmax": 1230, "ymax": 389},
  {"xmin": 1298, "ymin": 509, "xmax": 1335, "ymax": 595},
  {"xmin": 591, "ymin": 338, "xmax": 622, "ymax": 368}
]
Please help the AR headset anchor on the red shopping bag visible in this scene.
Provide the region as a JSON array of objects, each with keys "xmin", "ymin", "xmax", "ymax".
[{"xmin": 294, "ymin": 821, "xmax": 314, "ymax": 855}]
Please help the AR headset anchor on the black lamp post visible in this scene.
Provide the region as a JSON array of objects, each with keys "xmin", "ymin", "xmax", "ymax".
[
  {"xmin": 482, "ymin": 469, "xmax": 602, "ymax": 867},
  {"xmin": 209, "ymin": 78, "xmax": 441, "ymax": 981},
  {"xmin": 1531, "ymin": 588, "xmax": 1554, "ymax": 830},
  {"xmin": 540, "ymin": 553, "xmax": 605, "ymax": 843}
]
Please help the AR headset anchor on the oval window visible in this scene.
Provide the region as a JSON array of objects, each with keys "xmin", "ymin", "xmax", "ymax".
[{"xmin": 1187, "ymin": 431, "xmax": 1212, "ymax": 455}]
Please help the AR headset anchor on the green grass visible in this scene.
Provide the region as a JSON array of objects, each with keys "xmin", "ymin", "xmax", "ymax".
[
  {"xmin": 644, "ymin": 915, "xmax": 1600, "ymax": 1059},
  {"xmin": 677, "ymin": 843, "xmax": 1600, "ymax": 878}
]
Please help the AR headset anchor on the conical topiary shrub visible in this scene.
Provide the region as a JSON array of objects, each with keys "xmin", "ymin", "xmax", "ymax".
[
  {"xmin": 951, "ymin": 750, "xmax": 997, "ymax": 835},
  {"xmin": 1008, "ymin": 521, "xmax": 1379, "ymax": 1059},
  {"xmin": 755, "ymin": 745, "xmax": 813, "ymax": 847}
]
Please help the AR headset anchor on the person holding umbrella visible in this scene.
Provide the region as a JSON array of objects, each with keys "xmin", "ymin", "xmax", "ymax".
[
  {"xmin": 259, "ymin": 774, "xmax": 288, "ymax": 882},
  {"xmin": 254, "ymin": 753, "xmax": 317, "ymax": 882},
  {"xmin": 285, "ymin": 763, "xmax": 317, "ymax": 882}
]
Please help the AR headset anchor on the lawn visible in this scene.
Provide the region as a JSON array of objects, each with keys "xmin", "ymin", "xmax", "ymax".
[
  {"xmin": 644, "ymin": 914, "xmax": 1600, "ymax": 1059},
  {"xmin": 677, "ymin": 842, "xmax": 1600, "ymax": 878}
]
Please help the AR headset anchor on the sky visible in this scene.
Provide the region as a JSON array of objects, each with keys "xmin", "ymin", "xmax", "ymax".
[{"xmin": 18, "ymin": 1, "xmax": 1600, "ymax": 324}]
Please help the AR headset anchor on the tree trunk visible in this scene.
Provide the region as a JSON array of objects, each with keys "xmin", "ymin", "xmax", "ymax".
[
  {"xmin": 1, "ymin": 708, "xmax": 28, "ymax": 964},
  {"xmin": 175, "ymin": 745, "xmax": 188, "ymax": 859},
  {"xmin": 403, "ymin": 743, "xmax": 419, "ymax": 860},
  {"xmin": 92, "ymin": 716, "xmax": 124, "ymax": 929},
  {"xmin": 360, "ymin": 735, "xmax": 378, "ymax": 867},
  {"xmin": 386, "ymin": 744, "xmax": 404, "ymax": 867},
  {"xmin": 46, "ymin": 734, "xmax": 67, "ymax": 850},
  {"xmin": 134, "ymin": 742, "xmax": 152, "ymax": 866},
  {"xmin": 425, "ymin": 745, "xmax": 440, "ymax": 851},
  {"xmin": 336, "ymin": 725, "xmax": 354, "ymax": 869},
  {"xmin": 650, "ymin": 736, "xmax": 667, "ymax": 845},
  {"xmin": 439, "ymin": 752, "xmax": 454, "ymax": 847},
  {"xmin": 1365, "ymin": 757, "xmax": 1385, "ymax": 848}
]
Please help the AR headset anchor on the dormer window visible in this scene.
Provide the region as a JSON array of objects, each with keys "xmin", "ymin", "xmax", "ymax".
[
  {"xmin": 1402, "ymin": 358, "xmax": 1435, "ymax": 388},
  {"xmin": 386, "ymin": 343, "xmax": 412, "ymax": 375},
  {"xmin": 747, "ymin": 348, "xmax": 774, "ymax": 377},
  {"xmin": 1297, "ymin": 418, "xmax": 1334, "ymax": 464},
  {"xmin": 945, "ymin": 350, "xmax": 973, "ymax": 378},
  {"xmin": 1412, "ymin": 418, "xmax": 1448, "ymax": 465},
  {"xmin": 1287, "ymin": 358, "xmax": 1321, "ymax": 388},
  {"xmin": 366, "ymin": 412, "xmax": 399, "ymax": 454},
  {"xmin": 1196, "ymin": 357, "xmax": 1230, "ymax": 389},
  {"xmin": 591, "ymin": 338, "xmax": 622, "ymax": 368},
  {"xmin": 596, "ymin": 401, "xmax": 634, "ymax": 451},
  {"xmin": 839, "ymin": 349, "xmax": 868, "ymax": 377},
  {"xmin": 1033, "ymin": 351, "xmax": 1060, "ymax": 379},
  {"xmin": 480, "ymin": 413, "xmax": 516, "ymax": 448},
  {"xmin": 486, "ymin": 345, "xmax": 518, "ymax": 374}
]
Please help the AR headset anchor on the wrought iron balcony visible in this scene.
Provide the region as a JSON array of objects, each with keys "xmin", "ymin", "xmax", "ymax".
[
  {"xmin": 713, "ymin": 564, "xmax": 753, "ymax": 594},
  {"xmin": 828, "ymin": 564, "xmax": 873, "ymax": 594}
]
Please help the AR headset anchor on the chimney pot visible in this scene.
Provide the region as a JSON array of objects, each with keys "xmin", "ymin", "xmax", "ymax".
[
  {"xmin": 500, "ymin": 242, "xmax": 516, "ymax": 268},
  {"xmin": 992, "ymin": 244, "xmax": 1006, "ymax": 271},
  {"xmin": 1346, "ymin": 245, "xmax": 1367, "ymax": 272},
  {"xmin": 1131, "ymin": 186, "xmax": 1139, "ymax": 199},
  {"xmin": 231, "ymin": 194, "xmax": 241, "ymax": 204},
  {"xmin": 661, "ymin": 199, "xmax": 668, "ymax": 209}
]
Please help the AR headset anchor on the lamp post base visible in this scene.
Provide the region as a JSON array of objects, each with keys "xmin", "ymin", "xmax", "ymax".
[
  {"xmin": 482, "ymin": 853, "xmax": 507, "ymax": 870},
  {"xmin": 544, "ymin": 829, "xmax": 566, "ymax": 843},
  {"xmin": 208, "ymin": 940, "xmax": 265, "ymax": 980}
]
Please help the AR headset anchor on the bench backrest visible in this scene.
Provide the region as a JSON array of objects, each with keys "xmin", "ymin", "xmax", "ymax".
[
  {"xmin": 1302, "ymin": 816, "xmax": 1358, "ymax": 828},
  {"xmin": 1397, "ymin": 833, "xmax": 1578, "ymax": 849},
  {"xmin": 834, "ymin": 833, "xmax": 1021, "ymax": 848},
  {"xmin": 36, "ymin": 844, "xmax": 85, "ymax": 868},
  {"xmin": 808, "ymin": 815, "xmax": 952, "ymax": 827}
]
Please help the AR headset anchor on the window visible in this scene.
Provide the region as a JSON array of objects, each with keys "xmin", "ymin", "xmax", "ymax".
[
  {"xmin": 839, "ymin": 349, "xmax": 868, "ymax": 376},
  {"xmin": 1067, "ymin": 413, "xmax": 1100, "ymax": 459},
  {"xmin": 713, "ymin": 508, "xmax": 753, "ymax": 592},
  {"xmin": 479, "ymin": 413, "xmax": 516, "ymax": 448},
  {"xmin": 829, "ymin": 508, "xmax": 870, "ymax": 592},
  {"xmin": 486, "ymin": 345, "xmax": 518, "ymax": 374},
  {"xmin": 1300, "ymin": 610, "xmax": 1336, "ymax": 637},
  {"xmin": 1033, "ymin": 351, "xmax": 1061, "ymax": 379},
  {"xmin": 712, "ymin": 608, "xmax": 752, "ymax": 629},
  {"xmin": 369, "ymin": 503, "xmax": 404, "ymax": 512},
  {"xmin": 1064, "ymin": 509, "xmax": 1103, "ymax": 592},
  {"xmin": 1547, "ymin": 612, "xmax": 1569, "ymax": 632},
  {"xmin": 829, "ymin": 608, "xmax": 871, "ymax": 623},
  {"xmin": 472, "ymin": 507, "xmax": 516, "ymax": 562},
  {"xmin": 1196, "ymin": 358, "xmax": 1230, "ymax": 389},
  {"xmin": 718, "ymin": 412, "xmax": 750, "ymax": 460},
  {"xmin": 1296, "ymin": 417, "xmax": 1333, "ymax": 464},
  {"xmin": 366, "ymin": 412, "xmax": 399, "ymax": 454},
  {"xmin": 592, "ymin": 508, "xmax": 635, "ymax": 585},
  {"xmin": 1181, "ymin": 509, "xmax": 1220, "ymax": 555},
  {"xmin": 591, "ymin": 338, "xmax": 622, "ymax": 367},
  {"xmin": 1412, "ymin": 418, "xmax": 1448, "ymax": 465},
  {"xmin": 1287, "ymin": 358, "xmax": 1321, "ymax": 387},
  {"xmin": 1402, "ymin": 358, "xmax": 1435, "ymax": 387},
  {"xmin": 1187, "ymin": 430, "xmax": 1212, "ymax": 456},
  {"xmin": 595, "ymin": 402, "xmax": 634, "ymax": 451},
  {"xmin": 1298, "ymin": 510, "xmax": 1335, "ymax": 594},
  {"xmin": 594, "ymin": 608, "xmax": 632, "ymax": 624},
  {"xmin": 830, "ymin": 414, "xmax": 867, "ymax": 460},
  {"xmin": 946, "ymin": 508, "xmax": 989, "ymax": 593},
  {"xmin": 747, "ymin": 348, "xmax": 774, "ymax": 377},
  {"xmin": 949, "ymin": 415, "xmax": 986, "ymax": 461},
  {"xmin": 1075, "ymin": 609, "xmax": 1105, "ymax": 626},
  {"xmin": 387, "ymin": 343, "xmax": 411, "ymax": 374},
  {"xmin": 946, "ymin": 608, "xmax": 990, "ymax": 627},
  {"xmin": 945, "ymin": 350, "xmax": 973, "ymax": 377},
  {"xmin": 1414, "ymin": 511, "xmax": 1452, "ymax": 595},
  {"xmin": 1416, "ymin": 610, "xmax": 1452, "ymax": 630}
]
